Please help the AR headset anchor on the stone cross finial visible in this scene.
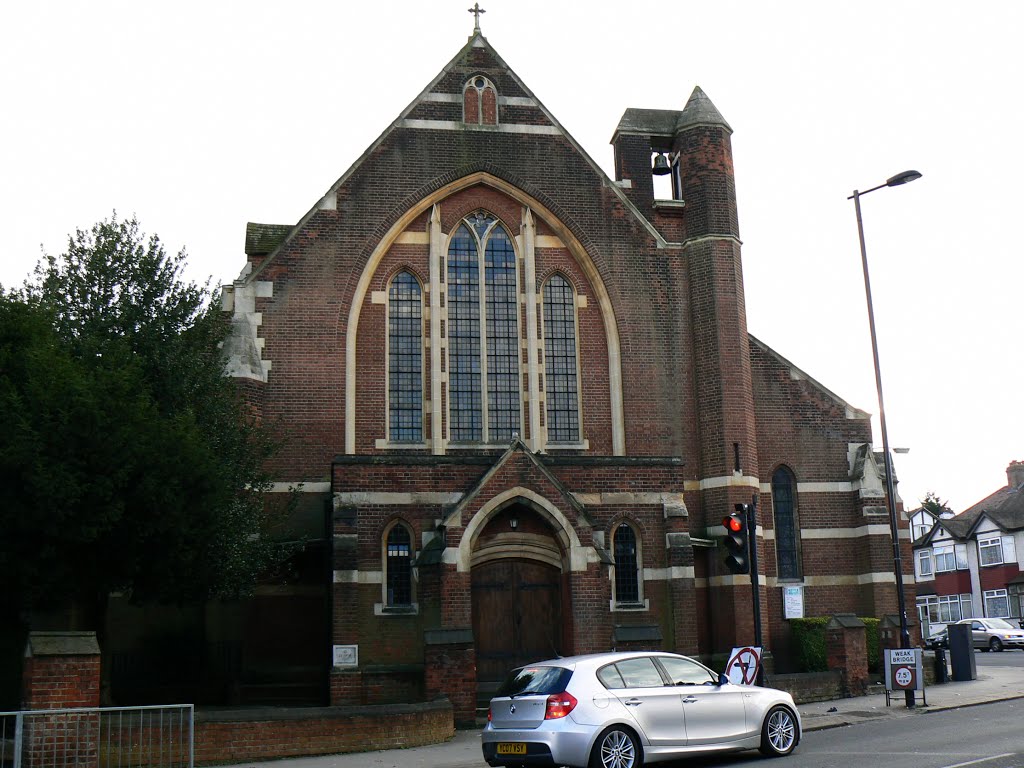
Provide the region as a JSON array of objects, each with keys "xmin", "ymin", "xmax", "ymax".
[{"xmin": 468, "ymin": 3, "xmax": 485, "ymax": 34}]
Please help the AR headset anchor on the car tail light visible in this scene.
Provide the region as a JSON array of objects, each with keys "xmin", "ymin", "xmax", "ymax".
[
  {"xmin": 544, "ymin": 691, "xmax": 577, "ymax": 719},
  {"xmin": 487, "ymin": 705, "xmax": 492, "ymax": 722}
]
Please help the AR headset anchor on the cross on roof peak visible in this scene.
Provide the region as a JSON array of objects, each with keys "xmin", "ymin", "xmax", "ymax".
[{"xmin": 468, "ymin": 3, "xmax": 486, "ymax": 34}]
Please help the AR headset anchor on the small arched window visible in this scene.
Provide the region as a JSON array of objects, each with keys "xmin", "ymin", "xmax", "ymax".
[
  {"xmin": 772, "ymin": 467, "xmax": 802, "ymax": 580},
  {"xmin": 463, "ymin": 75, "xmax": 498, "ymax": 126},
  {"xmin": 385, "ymin": 523, "xmax": 414, "ymax": 606},
  {"xmin": 613, "ymin": 523, "xmax": 641, "ymax": 605},
  {"xmin": 543, "ymin": 275, "xmax": 581, "ymax": 443},
  {"xmin": 388, "ymin": 272, "xmax": 423, "ymax": 443}
]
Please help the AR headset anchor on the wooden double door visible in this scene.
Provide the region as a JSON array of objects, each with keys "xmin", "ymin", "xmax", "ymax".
[{"xmin": 471, "ymin": 559, "xmax": 564, "ymax": 684}]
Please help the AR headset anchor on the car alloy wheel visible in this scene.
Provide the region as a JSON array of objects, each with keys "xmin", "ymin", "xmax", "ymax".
[
  {"xmin": 590, "ymin": 726, "xmax": 640, "ymax": 768},
  {"xmin": 990, "ymin": 637, "xmax": 1003, "ymax": 652},
  {"xmin": 760, "ymin": 705, "xmax": 798, "ymax": 757}
]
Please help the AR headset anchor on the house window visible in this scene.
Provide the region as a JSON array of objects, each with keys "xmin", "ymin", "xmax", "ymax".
[
  {"xmin": 388, "ymin": 271, "xmax": 423, "ymax": 442},
  {"xmin": 917, "ymin": 593, "xmax": 972, "ymax": 624},
  {"xmin": 979, "ymin": 535, "xmax": 1016, "ymax": 567},
  {"xmin": 613, "ymin": 523, "xmax": 641, "ymax": 605},
  {"xmin": 956, "ymin": 543, "xmax": 969, "ymax": 569},
  {"xmin": 984, "ymin": 589, "xmax": 1010, "ymax": 618},
  {"xmin": 446, "ymin": 213, "xmax": 521, "ymax": 443},
  {"xmin": 915, "ymin": 549, "xmax": 933, "ymax": 579},
  {"xmin": 771, "ymin": 467, "xmax": 801, "ymax": 580},
  {"xmin": 385, "ymin": 523, "xmax": 413, "ymax": 606},
  {"xmin": 1009, "ymin": 583, "xmax": 1024, "ymax": 621},
  {"xmin": 542, "ymin": 275, "xmax": 581, "ymax": 443},
  {"xmin": 911, "ymin": 512, "xmax": 933, "ymax": 541},
  {"xmin": 933, "ymin": 544, "xmax": 957, "ymax": 573}
]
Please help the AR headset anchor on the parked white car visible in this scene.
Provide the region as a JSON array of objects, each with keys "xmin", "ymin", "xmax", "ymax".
[{"xmin": 481, "ymin": 651, "xmax": 800, "ymax": 768}]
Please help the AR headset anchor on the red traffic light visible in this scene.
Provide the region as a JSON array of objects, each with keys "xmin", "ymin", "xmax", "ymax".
[{"xmin": 723, "ymin": 514, "xmax": 744, "ymax": 533}]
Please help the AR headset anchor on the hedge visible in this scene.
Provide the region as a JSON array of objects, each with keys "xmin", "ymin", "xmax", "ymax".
[{"xmin": 789, "ymin": 616, "xmax": 881, "ymax": 673}]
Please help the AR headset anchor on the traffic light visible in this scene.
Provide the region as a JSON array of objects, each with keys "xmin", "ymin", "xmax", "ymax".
[{"xmin": 723, "ymin": 504, "xmax": 750, "ymax": 574}]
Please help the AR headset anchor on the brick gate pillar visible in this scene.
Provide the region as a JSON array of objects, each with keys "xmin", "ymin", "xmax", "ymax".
[
  {"xmin": 424, "ymin": 629, "xmax": 476, "ymax": 726},
  {"xmin": 825, "ymin": 614, "xmax": 868, "ymax": 696},
  {"xmin": 22, "ymin": 631, "xmax": 101, "ymax": 768}
]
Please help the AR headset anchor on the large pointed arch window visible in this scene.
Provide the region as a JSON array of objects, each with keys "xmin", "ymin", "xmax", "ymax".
[
  {"xmin": 388, "ymin": 271, "xmax": 423, "ymax": 443},
  {"xmin": 772, "ymin": 466, "xmax": 802, "ymax": 580},
  {"xmin": 447, "ymin": 212, "xmax": 521, "ymax": 443},
  {"xmin": 543, "ymin": 274, "xmax": 581, "ymax": 443}
]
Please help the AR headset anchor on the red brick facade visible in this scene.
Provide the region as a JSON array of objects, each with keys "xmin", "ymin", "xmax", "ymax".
[{"xmin": 221, "ymin": 32, "xmax": 914, "ymax": 712}]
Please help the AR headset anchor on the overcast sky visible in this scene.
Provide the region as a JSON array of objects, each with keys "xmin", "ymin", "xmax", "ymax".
[{"xmin": 3, "ymin": 1, "xmax": 1021, "ymax": 513}]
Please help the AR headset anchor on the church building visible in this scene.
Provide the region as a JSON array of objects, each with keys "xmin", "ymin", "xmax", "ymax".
[{"xmin": 221, "ymin": 19, "xmax": 913, "ymax": 721}]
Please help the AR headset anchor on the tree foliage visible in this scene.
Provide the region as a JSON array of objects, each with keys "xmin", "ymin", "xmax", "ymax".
[
  {"xmin": 921, "ymin": 491, "xmax": 951, "ymax": 517},
  {"xmin": 1, "ymin": 215, "xmax": 283, "ymax": 615}
]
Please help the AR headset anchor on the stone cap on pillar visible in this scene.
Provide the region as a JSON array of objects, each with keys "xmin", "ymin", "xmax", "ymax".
[
  {"xmin": 826, "ymin": 614, "xmax": 865, "ymax": 630},
  {"xmin": 24, "ymin": 631, "xmax": 100, "ymax": 658},
  {"xmin": 879, "ymin": 615, "xmax": 901, "ymax": 630}
]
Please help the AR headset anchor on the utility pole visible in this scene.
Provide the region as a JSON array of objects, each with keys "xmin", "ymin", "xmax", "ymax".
[{"xmin": 749, "ymin": 494, "xmax": 764, "ymax": 686}]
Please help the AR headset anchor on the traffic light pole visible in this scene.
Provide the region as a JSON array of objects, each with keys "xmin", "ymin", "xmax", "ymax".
[{"xmin": 748, "ymin": 494, "xmax": 764, "ymax": 686}]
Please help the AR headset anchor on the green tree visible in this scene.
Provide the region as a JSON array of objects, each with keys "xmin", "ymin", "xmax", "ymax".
[
  {"xmin": 2, "ymin": 215, "xmax": 284, "ymax": 623},
  {"xmin": 921, "ymin": 491, "xmax": 951, "ymax": 517}
]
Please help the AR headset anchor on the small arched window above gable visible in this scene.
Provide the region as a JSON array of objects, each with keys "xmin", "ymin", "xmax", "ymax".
[{"xmin": 463, "ymin": 75, "xmax": 498, "ymax": 126}]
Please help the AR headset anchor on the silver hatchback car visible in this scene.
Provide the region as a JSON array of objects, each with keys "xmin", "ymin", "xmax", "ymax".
[{"xmin": 481, "ymin": 651, "xmax": 800, "ymax": 768}]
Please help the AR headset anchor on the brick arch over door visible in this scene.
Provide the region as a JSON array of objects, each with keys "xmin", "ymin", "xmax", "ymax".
[
  {"xmin": 467, "ymin": 498, "xmax": 570, "ymax": 684},
  {"xmin": 343, "ymin": 172, "xmax": 625, "ymax": 455}
]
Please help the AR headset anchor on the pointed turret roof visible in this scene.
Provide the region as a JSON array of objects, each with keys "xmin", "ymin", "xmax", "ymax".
[{"xmin": 677, "ymin": 86, "xmax": 732, "ymax": 133}]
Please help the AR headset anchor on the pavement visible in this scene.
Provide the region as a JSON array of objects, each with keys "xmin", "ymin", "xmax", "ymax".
[{"xmin": 223, "ymin": 657, "xmax": 1024, "ymax": 768}]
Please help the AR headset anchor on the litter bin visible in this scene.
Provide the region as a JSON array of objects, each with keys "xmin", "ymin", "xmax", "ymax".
[
  {"xmin": 948, "ymin": 623, "xmax": 976, "ymax": 681},
  {"xmin": 932, "ymin": 647, "xmax": 949, "ymax": 683}
]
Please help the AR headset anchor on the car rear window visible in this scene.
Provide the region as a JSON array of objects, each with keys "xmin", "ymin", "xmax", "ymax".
[{"xmin": 496, "ymin": 665, "xmax": 572, "ymax": 697}]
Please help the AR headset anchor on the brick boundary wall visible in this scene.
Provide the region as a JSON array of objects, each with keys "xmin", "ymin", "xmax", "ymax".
[
  {"xmin": 194, "ymin": 699, "xmax": 454, "ymax": 765},
  {"xmin": 771, "ymin": 671, "xmax": 844, "ymax": 703}
]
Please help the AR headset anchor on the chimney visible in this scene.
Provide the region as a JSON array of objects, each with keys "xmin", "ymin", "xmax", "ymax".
[{"xmin": 1007, "ymin": 460, "xmax": 1024, "ymax": 489}]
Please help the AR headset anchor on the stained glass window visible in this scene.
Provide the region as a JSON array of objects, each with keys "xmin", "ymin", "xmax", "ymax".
[
  {"xmin": 772, "ymin": 467, "xmax": 801, "ymax": 580},
  {"xmin": 485, "ymin": 225, "xmax": 520, "ymax": 441},
  {"xmin": 446, "ymin": 213, "xmax": 521, "ymax": 442},
  {"xmin": 543, "ymin": 275, "xmax": 580, "ymax": 443},
  {"xmin": 386, "ymin": 524, "xmax": 412, "ymax": 606},
  {"xmin": 388, "ymin": 272, "xmax": 422, "ymax": 443},
  {"xmin": 448, "ymin": 224, "xmax": 483, "ymax": 441},
  {"xmin": 614, "ymin": 524, "xmax": 640, "ymax": 604}
]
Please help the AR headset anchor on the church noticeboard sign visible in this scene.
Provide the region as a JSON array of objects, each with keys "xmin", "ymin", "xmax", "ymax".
[{"xmin": 782, "ymin": 586, "xmax": 804, "ymax": 619}]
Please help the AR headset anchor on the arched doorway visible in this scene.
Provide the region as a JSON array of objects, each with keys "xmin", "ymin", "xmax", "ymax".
[{"xmin": 470, "ymin": 504, "xmax": 566, "ymax": 687}]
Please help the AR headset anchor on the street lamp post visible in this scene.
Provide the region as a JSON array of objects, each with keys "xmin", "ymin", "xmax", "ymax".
[{"xmin": 849, "ymin": 169, "xmax": 921, "ymax": 708}]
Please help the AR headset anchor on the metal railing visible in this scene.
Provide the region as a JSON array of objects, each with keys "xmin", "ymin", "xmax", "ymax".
[{"xmin": 0, "ymin": 705, "xmax": 193, "ymax": 768}]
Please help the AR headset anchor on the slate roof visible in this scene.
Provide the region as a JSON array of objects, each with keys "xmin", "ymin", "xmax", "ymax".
[
  {"xmin": 921, "ymin": 478, "xmax": 1024, "ymax": 544},
  {"xmin": 245, "ymin": 223, "xmax": 292, "ymax": 256},
  {"xmin": 612, "ymin": 87, "xmax": 732, "ymax": 141}
]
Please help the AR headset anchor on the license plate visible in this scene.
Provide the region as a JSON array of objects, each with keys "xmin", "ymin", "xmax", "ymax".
[{"xmin": 496, "ymin": 742, "xmax": 527, "ymax": 755}]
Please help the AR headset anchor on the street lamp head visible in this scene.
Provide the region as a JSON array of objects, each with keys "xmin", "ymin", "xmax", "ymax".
[{"xmin": 886, "ymin": 170, "xmax": 922, "ymax": 187}]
